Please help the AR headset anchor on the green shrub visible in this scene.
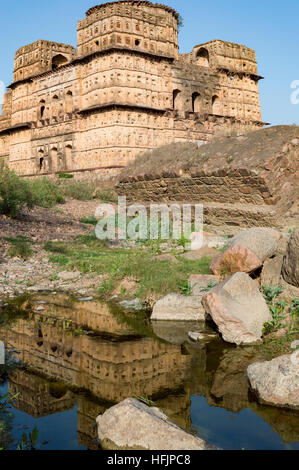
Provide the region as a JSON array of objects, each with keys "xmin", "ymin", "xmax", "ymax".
[
  {"xmin": 0, "ymin": 165, "xmax": 35, "ymax": 218},
  {"xmin": 58, "ymin": 173, "xmax": 74, "ymax": 179},
  {"xmin": 94, "ymin": 189, "xmax": 118, "ymax": 203},
  {"xmin": 28, "ymin": 178, "xmax": 65, "ymax": 208},
  {"xmin": 60, "ymin": 181, "xmax": 95, "ymax": 200},
  {"xmin": 80, "ymin": 215, "xmax": 98, "ymax": 225},
  {"xmin": 7, "ymin": 237, "xmax": 33, "ymax": 260}
]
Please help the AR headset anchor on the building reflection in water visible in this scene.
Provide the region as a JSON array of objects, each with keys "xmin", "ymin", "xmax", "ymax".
[{"xmin": 0, "ymin": 294, "xmax": 298, "ymax": 449}]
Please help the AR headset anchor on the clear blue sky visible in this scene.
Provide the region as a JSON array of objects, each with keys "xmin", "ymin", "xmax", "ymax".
[{"xmin": 0, "ymin": 0, "xmax": 298, "ymax": 125}]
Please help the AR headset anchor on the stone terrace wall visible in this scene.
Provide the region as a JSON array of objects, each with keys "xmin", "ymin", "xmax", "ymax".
[{"xmin": 116, "ymin": 126, "xmax": 299, "ymax": 228}]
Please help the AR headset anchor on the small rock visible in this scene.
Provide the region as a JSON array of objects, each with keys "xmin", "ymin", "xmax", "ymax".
[
  {"xmin": 120, "ymin": 298, "xmax": 144, "ymax": 311},
  {"xmin": 202, "ymin": 272, "xmax": 272, "ymax": 345},
  {"xmin": 151, "ymin": 293, "xmax": 205, "ymax": 321},
  {"xmin": 58, "ymin": 271, "xmax": 81, "ymax": 281},
  {"xmin": 96, "ymin": 398, "xmax": 217, "ymax": 450},
  {"xmin": 190, "ymin": 232, "xmax": 227, "ymax": 251},
  {"xmin": 188, "ymin": 331, "xmax": 217, "ymax": 342},
  {"xmin": 78, "ymin": 296, "xmax": 94, "ymax": 302},
  {"xmin": 182, "ymin": 248, "xmax": 219, "ymax": 261},
  {"xmin": 247, "ymin": 354, "xmax": 299, "ymax": 410},
  {"xmin": 152, "ymin": 320, "xmax": 203, "ymax": 345}
]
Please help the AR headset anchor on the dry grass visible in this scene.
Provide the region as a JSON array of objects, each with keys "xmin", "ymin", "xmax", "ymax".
[
  {"xmin": 119, "ymin": 141, "xmax": 199, "ymax": 178},
  {"xmin": 118, "ymin": 125, "xmax": 299, "ymax": 181}
]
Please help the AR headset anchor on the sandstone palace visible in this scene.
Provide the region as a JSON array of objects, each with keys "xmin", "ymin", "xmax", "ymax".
[{"xmin": 0, "ymin": 1, "xmax": 265, "ymax": 179}]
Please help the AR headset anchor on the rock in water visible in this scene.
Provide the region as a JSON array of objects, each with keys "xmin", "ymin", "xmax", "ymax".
[
  {"xmin": 96, "ymin": 398, "xmax": 218, "ymax": 450},
  {"xmin": 120, "ymin": 298, "xmax": 144, "ymax": 311},
  {"xmin": 151, "ymin": 293, "xmax": 205, "ymax": 321},
  {"xmin": 211, "ymin": 228, "xmax": 281, "ymax": 277},
  {"xmin": 282, "ymin": 228, "xmax": 299, "ymax": 287},
  {"xmin": 202, "ymin": 272, "xmax": 272, "ymax": 345},
  {"xmin": 247, "ymin": 354, "xmax": 299, "ymax": 410}
]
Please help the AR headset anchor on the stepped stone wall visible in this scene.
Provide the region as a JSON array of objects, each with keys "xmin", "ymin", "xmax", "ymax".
[
  {"xmin": 0, "ymin": 1, "xmax": 264, "ymax": 179},
  {"xmin": 116, "ymin": 126, "xmax": 299, "ymax": 228}
]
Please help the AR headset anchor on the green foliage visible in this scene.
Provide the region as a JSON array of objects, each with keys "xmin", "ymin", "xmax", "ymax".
[
  {"xmin": 7, "ymin": 237, "xmax": 33, "ymax": 260},
  {"xmin": 179, "ymin": 280, "xmax": 192, "ymax": 296},
  {"xmin": 94, "ymin": 189, "xmax": 118, "ymax": 203},
  {"xmin": 58, "ymin": 173, "xmax": 74, "ymax": 179},
  {"xmin": 60, "ymin": 181, "xmax": 95, "ymax": 200},
  {"xmin": 262, "ymin": 285, "xmax": 286, "ymax": 334},
  {"xmin": 28, "ymin": 178, "xmax": 65, "ymax": 208},
  {"xmin": 134, "ymin": 395, "xmax": 155, "ymax": 407},
  {"xmin": 0, "ymin": 391, "xmax": 19, "ymax": 450},
  {"xmin": 44, "ymin": 241, "xmax": 70, "ymax": 254},
  {"xmin": 46, "ymin": 236, "xmax": 211, "ymax": 301},
  {"xmin": 177, "ymin": 13, "xmax": 184, "ymax": 30},
  {"xmin": 17, "ymin": 426, "xmax": 39, "ymax": 451},
  {"xmin": 0, "ymin": 165, "xmax": 35, "ymax": 218},
  {"xmin": 201, "ymin": 280, "xmax": 218, "ymax": 292},
  {"xmin": 80, "ymin": 215, "xmax": 98, "ymax": 225},
  {"xmin": 290, "ymin": 298, "xmax": 299, "ymax": 318}
]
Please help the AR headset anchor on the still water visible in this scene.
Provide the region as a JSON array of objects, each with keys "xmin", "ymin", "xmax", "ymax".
[{"xmin": 0, "ymin": 294, "xmax": 298, "ymax": 450}]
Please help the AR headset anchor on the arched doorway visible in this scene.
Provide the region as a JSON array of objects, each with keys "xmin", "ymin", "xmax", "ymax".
[
  {"xmin": 173, "ymin": 89, "xmax": 183, "ymax": 111},
  {"xmin": 50, "ymin": 147, "xmax": 58, "ymax": 172},
  {"xmin": 38, "ymin": 150, "xmax": 45, "ymax": 171},
  {"xmin": 52, "ymin": 54, "xmax": 68, "ymax": 70},
  {"xmin": 65, "ymin": 145, "xmax": 73, "ymax": 170},
  {"xmin": 39, "ymin": 99, "xmax": 46, "ymax": 119},
  {"xmin": 196, "ymin": 48, "xmax": 209, "ymax": 67},
  {"xmin": 212, "ymin": 95, "xmax": 221, "ymax": 115},
  {"xmin": 192, "ymin": 92, "xmax": 201, "ymax": 113},
  {"xmin": 65, "ymin": 91, "xmax": 73, "ymax": 114},
  {"xmin": 52, "ymin": 95, "xmax": 59, "ymax": 118}
]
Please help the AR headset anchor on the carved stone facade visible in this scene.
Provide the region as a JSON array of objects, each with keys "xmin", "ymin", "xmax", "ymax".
[{"xmin": 0, "ymin": 1, "xmax": 264, "ymax": 179}]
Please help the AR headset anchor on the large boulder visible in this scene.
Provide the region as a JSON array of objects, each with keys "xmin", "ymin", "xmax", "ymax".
[
  {"xmin": 211, "ymin": 228, "xmax": 281, "ymax": 277},
  {"xmin": 247, "ymin": 354, "xmax": 299, "ymax": 410},
  {"xmin": 261, "ymin": 255, "xmax": 284, "ymax": 287},
  {"xmin": 202, "ymin": 272, "xmax": 272, "ymax": 345},
  {"xmin": 189, "ymin": 274, "xmax": 219, "ymax": 296},
  {"xmin": 282, "ymin": 228, "xmax": 299, "ymax": 287},
  {"xmin": 151, "ymin": 293, "xmax": 205, "ymax": 321},
  {"xmin": 96, "ymin": 398, "xmax": 217, "ymax": 450}
]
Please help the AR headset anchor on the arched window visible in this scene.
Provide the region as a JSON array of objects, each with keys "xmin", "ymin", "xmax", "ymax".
[
  {"xmin": 173, "ymin": 89, "xmax": 183, "ymax": 111},
  {"xmin": 52, "ymin": 54, "xmax": 68, "ymax": 70},
  {"xmin": 212, "ymin": 95, "xmax": 221, "ymax": 114},
  {"xmin": 65, "ymin": 91, "xmax": 73, "ymax": 113},
  {"xmin": 50, "ymin": 147, "xmax": 58, "ymax": 172},
  {"xmin": 39, "ymin": 99, "xmax": 45, "ymax": 119},
  {"xmin": 196, "ymin": 48, "xmax": 209, "ymax": 67},
  {"xmin": 192, "ymin": 92, "xmax": 201, "ymax": 113},
  {"xmin": 38, "ymin": 150, "xmax": 45, "ymax": 171},
  {"xmin": 52, "ymin": 95, "xmax": 59, "ymax": 117},
  {"xmin": 65, "ymin": 144, "xmax": 73, "ymax": 170}
]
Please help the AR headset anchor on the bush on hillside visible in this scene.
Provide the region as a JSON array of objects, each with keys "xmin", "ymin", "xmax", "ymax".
[
  {"xmin": 28, "ymin": 178, "xmax": 65, "ymax": 208},
  {"xmin": 0, "ymin": 165, "xmax": 35, "ymax": 218},
  {"xmin": 59, "ymin": 181, "xmax": 95, "ymax": 200}
]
